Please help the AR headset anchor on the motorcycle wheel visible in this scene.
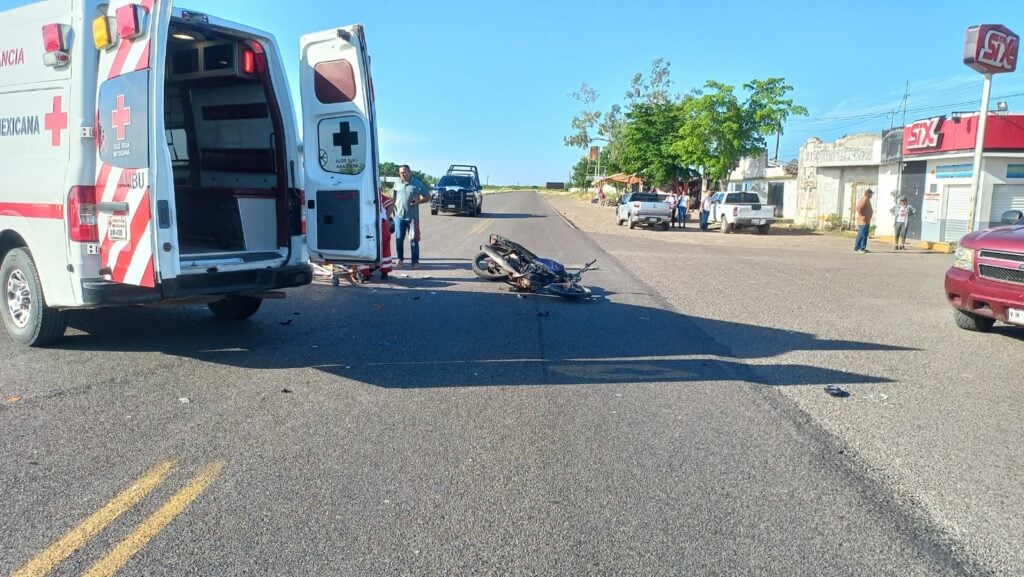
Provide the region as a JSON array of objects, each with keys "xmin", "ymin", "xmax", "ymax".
[
  {"xmin": 546, "ymin": 282, "xmax": 591, "ymax": 300},
  {"xmin": 471, "ymin": 251, "xmax": 506, "ymax": 281}
]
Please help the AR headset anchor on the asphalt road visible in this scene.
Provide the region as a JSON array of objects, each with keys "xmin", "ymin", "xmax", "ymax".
[{"xmin": 0, "ymin": 191, "xmax": 1010, "ymax": 576}]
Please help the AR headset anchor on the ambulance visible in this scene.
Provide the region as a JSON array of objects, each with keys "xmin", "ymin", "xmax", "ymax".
[{"xmin": 0, "ymin": 0, "xmax": 383, "ymax": 345}]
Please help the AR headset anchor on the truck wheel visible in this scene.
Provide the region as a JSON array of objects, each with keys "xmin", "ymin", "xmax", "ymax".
[
  {"xmin": 616, "ymin": 215, "xmax": 624, "ymax": 226},
  {"xmin": 953, "ymin": 309, "xmax": 995, "ymax": 332},
  {"xmin": 208, "ymin": 296, "xmax": 263, "ymax": 320},
  {"xmin": 757, "ymin": 223, "xmax": 771, "ymax": 235},
  {"xmin": 661, "ymin": 222, "xmax": 669, "ymax": 231},
  {"xmin": 629, "ymin": 217, "xmax": 636, "ymax": 230},
  {"xmin": 1, "ymin": 248, "xmax": 67, "ymax": 346},
  {"xmin": 721, "ymin": 221, "xmax": 732, "ymax": 234},
  {"xmin": 430, "ymin": 209, "xmax": 438, "ymax": 216}
]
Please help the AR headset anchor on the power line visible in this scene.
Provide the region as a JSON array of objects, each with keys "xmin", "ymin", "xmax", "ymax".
[{"xmin": 788, "ymin": 90, "xmax": 1024, "ymax": 125}]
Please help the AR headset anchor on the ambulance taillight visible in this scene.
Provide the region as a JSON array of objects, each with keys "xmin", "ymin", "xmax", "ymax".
[
  {"xmin": 241, "ymin": 49, "xmax": 256, "ymax": 75},
  {"xmin": 69, "ymin": 186, "xmax": 99, "ymax": 243},
  {"xmin": 41, "ymin": 24, "xmax": 71, "ymax": 67},
  {"xmin": 299, "ymin": 190, "xmax": 307, "ymax": 235}
]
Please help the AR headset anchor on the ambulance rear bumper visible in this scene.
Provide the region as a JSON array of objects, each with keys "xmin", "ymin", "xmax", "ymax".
[{"xmin": 80, "ymin": 264, "xmax": 313, "ymax": 306}]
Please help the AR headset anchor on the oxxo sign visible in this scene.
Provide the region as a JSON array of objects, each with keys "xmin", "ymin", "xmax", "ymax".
[{"xmin": 964, "ymin": 24, "xmax": 1019, "ymax": 74}]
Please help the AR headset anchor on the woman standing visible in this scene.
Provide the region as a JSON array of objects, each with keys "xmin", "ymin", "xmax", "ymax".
[{"xmin": 891, "ymin": 196, "xmax": 917, "ymax": 251}]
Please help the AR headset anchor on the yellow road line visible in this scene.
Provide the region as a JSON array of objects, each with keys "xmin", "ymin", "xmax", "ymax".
[
  {"xmin": 82, "ymin": 461, "xmax": 225, "ymax": 577},
  {"xmin": 10, "ymin": 461, "xmax": 176, "ymax": 577},
  {"xmin": 470, "ymin": 218, "xmax": 494, "ymax": 236}
]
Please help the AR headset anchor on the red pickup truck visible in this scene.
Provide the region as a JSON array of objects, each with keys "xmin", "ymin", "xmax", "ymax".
[{"xmin": 945, "ymin": 209, "xmax": 1024, "ymax": 332}]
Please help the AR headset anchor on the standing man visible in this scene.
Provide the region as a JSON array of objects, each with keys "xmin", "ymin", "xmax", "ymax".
[
  {"xmin": 393, "ymin": 164, "xmax": 431, "ymax": 268},
  {"xmin": 699, "ymin": 191, "xmax": 712, "ymax": 231},
  {"xmin": 679, "ymin": 189, "xmax": 690, "ymax": 229},
  {"xmin": 854, "ymin": 189, "xmax": 874, "ymax": 254}
]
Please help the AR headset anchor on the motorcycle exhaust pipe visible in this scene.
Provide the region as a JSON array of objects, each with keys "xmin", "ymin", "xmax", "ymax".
[{"xmin": 481, "ymin": 245, "xmax": 520, "ymax": 276}]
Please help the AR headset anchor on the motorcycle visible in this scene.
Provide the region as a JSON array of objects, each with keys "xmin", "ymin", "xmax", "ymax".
[{"xmin": 472, "ymin": 234, "xmax": 596, "ymax": 300}]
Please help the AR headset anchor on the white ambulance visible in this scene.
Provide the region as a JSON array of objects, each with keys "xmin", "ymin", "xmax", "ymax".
[{"xmin": 0, "ymin": 0, "xmax": 383, "ymax": 345}]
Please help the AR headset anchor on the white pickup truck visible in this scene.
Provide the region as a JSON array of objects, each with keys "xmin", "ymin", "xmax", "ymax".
[
  {"xmin": 709, "ymin": 192, "xmax": 776, "ymax": 234},
  {"xmin": 616, "ymin": 192, "xmax": 674, "ymax": 230}
]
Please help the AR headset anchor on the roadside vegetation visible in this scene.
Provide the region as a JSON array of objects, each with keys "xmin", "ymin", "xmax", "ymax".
[{"xmin": 565, "ymin": 59, "xmax": 807, "ymax": 193}]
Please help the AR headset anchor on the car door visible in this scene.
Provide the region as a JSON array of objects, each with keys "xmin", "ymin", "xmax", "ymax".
[
  {"xmin": 300, "ymin": 25, "xmax": 380, "ymax": 264},
  {"xmin": 94, "ymin": 0, "xmax": 176, "ymax": 288}
]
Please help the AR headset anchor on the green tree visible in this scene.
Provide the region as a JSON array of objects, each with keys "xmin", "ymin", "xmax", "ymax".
[
  {"xmin": 379, "ymin": 161, "xmax": 399, "ymax": 177},
  {"xmin": 670, "ymin": 78, "xmax": 806, "ymax": 191},
  {"xmin": 564, "ymin": 83, "xmax": 602, "ymax": 150},
  {"xmin": 743, "ymin": 78, "xmax": 809, "ymax": 161},
  {"xmin": 618, "ymin": 101, "xmax": 681, "ymax": 188}
]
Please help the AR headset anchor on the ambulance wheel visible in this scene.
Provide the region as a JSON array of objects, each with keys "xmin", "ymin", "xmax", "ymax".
[
  {"xmin": 1, "ymin": 248, "xmax": 67, "ymax": 346},
  {"xmin": 208, "ymin": 295, "xmax": 263, "ymax": 320},
  {"xmin": 430, "ymin": 209, "xmax": 438, "ymax": 215}
]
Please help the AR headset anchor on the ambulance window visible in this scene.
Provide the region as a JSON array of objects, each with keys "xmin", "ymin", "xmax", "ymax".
[
  {"xmin": 314, "ymin": 60, "xmax": 356, "ymax": 104},
  {"xmin": 166, "ymin": 129, "xmax": 189, "ymax": 163}
]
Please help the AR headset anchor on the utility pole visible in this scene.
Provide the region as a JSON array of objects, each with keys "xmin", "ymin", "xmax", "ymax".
[
  {"xmin": 966, "ymin": 73, "xmax": 993, "ymax": 234},
  {"xmin": 894, "ymin": 80, "xmax": 909, "ymax": 206}
]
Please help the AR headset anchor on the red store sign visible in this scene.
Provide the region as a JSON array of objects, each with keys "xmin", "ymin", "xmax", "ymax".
[
  {"xmin": 964, "ymin": 24, "xmax": 1019, "ymax": 74},
  {"xmin": 903, "ymin": 114, "xmax": 1024, "ymax": 155}
]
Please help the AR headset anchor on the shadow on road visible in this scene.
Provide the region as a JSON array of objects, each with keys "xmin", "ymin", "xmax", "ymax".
[{"xmin": 46, "ymin": 279, "xmax": 916, "ymax": 389}]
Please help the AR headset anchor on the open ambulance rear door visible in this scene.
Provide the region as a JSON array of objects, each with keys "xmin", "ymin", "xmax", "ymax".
[
  {"xmin": 300, "ymin": 25, "xmax": 381, "ymax": 265},
  {"xmin": 92, "ymin": 0, "xmax": 177, "ymax": 289}
]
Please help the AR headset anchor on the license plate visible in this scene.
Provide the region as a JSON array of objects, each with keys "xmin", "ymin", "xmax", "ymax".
[
  {"xmin": 447, "ymin": 204, "xmax": 456, "ymax": 209},
  {"xmin": 107, "ymin": 216, "xmax": 128, "ymax": 241},
  {"xmin": 1009, "ymin": 308, "xmax": 1024, "ymax": 325},
  {"xmin": 753, "ymin": 219, "xmax": 765, "ymax": 225},
  {"xmin": 647, "ymin": 217, "xmax": 657, "ymax": 222}
]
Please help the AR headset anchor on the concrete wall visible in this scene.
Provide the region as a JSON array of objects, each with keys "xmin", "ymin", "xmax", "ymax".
[{"xmin": 874, "ymin": 165, "xmax": 901, "ymax": 237}]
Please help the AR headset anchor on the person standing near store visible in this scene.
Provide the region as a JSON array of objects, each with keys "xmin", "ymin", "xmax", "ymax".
[
  {"xmin": 392, "ymin": 164, "xmax": 431, "ymax": 268},
  {"xmin": 699, "ymin": 191, "xmax": 712, "ymax": 231},
  {"xmin": 854, "ymin": 189, "xmax": 874, "ymax": 253},
  {"xmin": 890, "ymin": 195, "xmax": 917, "ymax": 251},
  {"xmin": 679, "ymin": 190, "xmax": 690, "ymax": 229}
]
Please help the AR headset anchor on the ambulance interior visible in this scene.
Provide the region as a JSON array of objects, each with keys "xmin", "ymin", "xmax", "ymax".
[{"xmin": 163, "ymin": 24, "xmax": 293, "ymax": 262}]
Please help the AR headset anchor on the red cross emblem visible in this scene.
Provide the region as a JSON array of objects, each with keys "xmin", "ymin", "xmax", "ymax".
[
  {"xmin": 112, "ymin": 94, "xmax": 132, "ymax": 141},
  {"xmin": 44, "ymin": 95, "xmax": 68, "ymax": 147}
]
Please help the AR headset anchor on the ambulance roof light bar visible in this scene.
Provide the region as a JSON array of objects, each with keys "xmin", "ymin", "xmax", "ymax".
[{"xmin": 42, "ymin": 23, "xmax": 71, "ymax": 67}]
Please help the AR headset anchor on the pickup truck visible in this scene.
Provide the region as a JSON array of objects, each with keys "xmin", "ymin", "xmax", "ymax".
[
  {"xmin": 709, "ymin": 192, "xmax": 776, "ymax": 234},
  {"xmin": 616, "ymin": 192, "xmax": 673, "ymax": 230},
  {"xmin": 944, "ymin": 209, "xmax": 1024, "ymax": 333},
  {"xmin": 431, "ymin": 165, "xmax": 483, "ymax": 216}
]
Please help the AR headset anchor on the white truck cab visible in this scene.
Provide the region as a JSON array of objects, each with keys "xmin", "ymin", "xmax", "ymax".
[{"xmin": 0, "ymin": 0, "xmax": 382, "ymax": 345}]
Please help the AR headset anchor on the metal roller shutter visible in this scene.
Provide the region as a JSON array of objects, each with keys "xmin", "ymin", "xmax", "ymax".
[
  {"xmin": 943, "ymin": 185, "xmax": 972, "ymax": 242},
  {"xmin": 989, "ymin": 184, "xmax": 1024, "ymax": 227}
]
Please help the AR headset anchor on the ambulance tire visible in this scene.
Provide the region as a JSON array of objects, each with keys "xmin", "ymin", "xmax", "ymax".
[
  {"xmin": 207, "ymin": 296, "xmax": 263, "ymax": 320},
  {"xmin": 0, "ymin": 248, "xmax": 67, "ymax": 346}
]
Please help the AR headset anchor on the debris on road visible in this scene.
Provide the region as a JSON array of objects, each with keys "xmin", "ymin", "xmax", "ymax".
[
  {"xmin": 825, "ymin": 385, "xmax": 849, "ymax": 398},
  {"xmin": 281, "ymin": 388, "xmax": 292, "ymax": 394},
  {"xmin": 279, "ymin": 319, "xmax": 294, "ymax": 325},
  {"xmin": 537, "ymin": 311, "xmax": 551, "ymax": 317},
  {"xmin": 6, "ymin": 396, "xmax": 22, "ymax": 404},
  {"xmin": 178, "ymin": 397, "xmax": 190, "ymax": 404}
]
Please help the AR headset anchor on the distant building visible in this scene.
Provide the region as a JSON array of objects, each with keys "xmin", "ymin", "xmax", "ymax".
[{"xmin": 726, "ymin": 151, "xmax": 800, "ymax": 219}]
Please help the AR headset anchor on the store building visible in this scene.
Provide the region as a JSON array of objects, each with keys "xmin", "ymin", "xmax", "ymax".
[{"xmin": 901, "ymin": 112, "xmax": 1024, "ymax": 243}]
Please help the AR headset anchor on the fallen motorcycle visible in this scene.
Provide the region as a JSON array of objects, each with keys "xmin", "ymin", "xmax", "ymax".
[{"xmin": 472, "ymin": 234, "xmax": 596, "ymax": 299}]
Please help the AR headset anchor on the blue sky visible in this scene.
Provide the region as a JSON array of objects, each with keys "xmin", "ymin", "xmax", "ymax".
[{"xmin": 4, "ymin": 0, "xmax": 1023, "ymax": 184}]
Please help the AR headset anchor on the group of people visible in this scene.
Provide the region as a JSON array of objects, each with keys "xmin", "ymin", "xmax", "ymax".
[
  {"xmin": 854, "ymin": 189, "xmax": 918, "ymax": 253},
  {"xmin": 664, "ymin": 191, "xmax": 690, "ymax": 228},
  {"xmin": 346, "ymin": 164, "xmax": 431, "ymax": 283}
]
